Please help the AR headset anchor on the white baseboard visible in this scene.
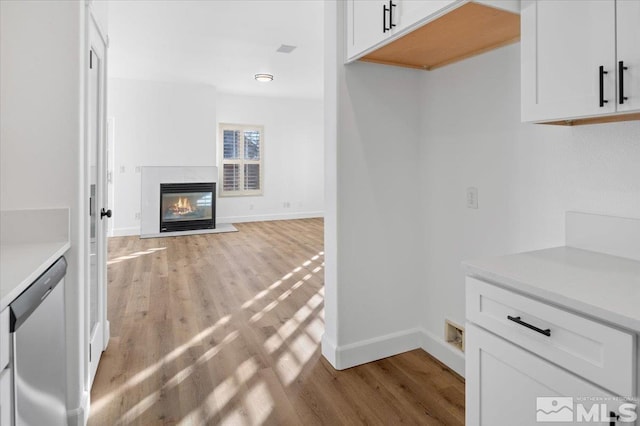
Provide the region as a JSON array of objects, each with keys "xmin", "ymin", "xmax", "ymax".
[
  {"xmin": 218, "ymin": 211, "xmax": 323, "ymax": 224},
  {"xmin": 331, "ymin": 328, "xmax": 423, "ymax": 370},
  {"xmin": 321, "ymin": 334, "xmax": 338, "ymax": 367},
  {"xmin": 111, "ymin": 226, "xmax": 139, "ymax": 237},
  {"xmin": 67, "ymin": 390, "xmax": 89, "ymax": 426},
  {"xmin": 420, "ymin": 328, "xmax": 465, "ymax": 377},
  {"xmin": 320, "ymin": 327, "xmax": 465, "ymax": 377},
  {"xmin": 111, "ymin": 212, "xmax": 324, "ymax": 237}
]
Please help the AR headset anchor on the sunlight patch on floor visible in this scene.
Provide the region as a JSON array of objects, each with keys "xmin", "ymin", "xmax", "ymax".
[
  {"xmin": 241, "ymin": 251, "xmax": 323, "ymax": 310},
  {"xmin": 245, "ymin": 381, "xmax": 274, "ymax": 425},
  {"xmin": 107, "ymin": 247, "xmax": 167, "ymax": 265},
  {"xmin": 115, "ymin": 389, "xmax": 161, "ymax": 426},
  {"xmin": 247, "ymin": 252, "xmax": 324, "ymax": 324},
  {"xmin": 100, "ymin": 246, "xmax": 326, "ymax": 424},
  {"xmin": 114, "ymin": 330, "xmax": 241, "ymax": 424},
  {"xmin": 91, "ymin": 314, "xmax": 232, "ymax": 416},
  {"xmin": 268, "ymin": 287, "xmax": 325, "ymax": 386}
]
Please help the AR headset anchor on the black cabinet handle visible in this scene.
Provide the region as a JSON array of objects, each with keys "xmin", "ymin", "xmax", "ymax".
[
  {"xmin": 619, "ymin": 61, "xmax": 629, "ymax": 105},
  {"xmin": 382, "ymin": 1, "xmax": 396, "ymax": 33},
  {"xmin": 389, "ymin": 1, "xmax": 396, "ymax": 29},
  {"xmin": 507, "ymin": 315, "xmax": 551, "ymax": 336},
  {"xmin": 599, "ymin": 65, "xmax": 609, "ymax": 107},
  {"xmin": 100, "ymin": 208, "xmax": 112, "ymax": 219},
  {"xmin": 383, "ymin": 3, "xmax": 389, "ymax": 32}
]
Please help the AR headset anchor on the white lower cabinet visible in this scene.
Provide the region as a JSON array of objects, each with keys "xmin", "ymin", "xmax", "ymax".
[
  {"xmin": 466, "ymin": 278, "xmax": 638, "ymax": 425},
  {"xmin": 466, "ymin": 323, "xmax": 630, "ymax": 425}
]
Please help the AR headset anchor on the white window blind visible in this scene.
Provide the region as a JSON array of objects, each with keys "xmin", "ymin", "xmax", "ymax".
[{"xmin": 219, "ymin": 124, "xmax": 263, "ymax": 196}]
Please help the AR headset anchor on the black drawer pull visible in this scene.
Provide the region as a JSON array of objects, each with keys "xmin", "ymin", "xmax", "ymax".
[
  {"xmin": 507, "ymin": 315, "xmax": 551, "ymax": 336},
  {"xmin": 610, "ymin": 411, "xmax": 620, "ymax": 425}
]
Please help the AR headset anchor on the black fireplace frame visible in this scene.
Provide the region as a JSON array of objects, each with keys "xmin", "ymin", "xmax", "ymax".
[{"xmin": 159, "ymin": 182, "xmax": 216, "ymax": 233}]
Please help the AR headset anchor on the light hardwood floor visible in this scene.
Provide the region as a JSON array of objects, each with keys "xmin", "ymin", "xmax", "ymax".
[{"xmin": 89, "ymin": 218, "xmax": 464, "ymax": 425}]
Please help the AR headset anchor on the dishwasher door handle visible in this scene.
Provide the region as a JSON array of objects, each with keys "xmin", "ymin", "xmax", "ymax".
[
  {"xmin": 10, "ymin": 256, "xmax": 67, "ymax": 332},
  {"xmin": 40, "ymin": 287, "xmax": 53, "ymax": 301}
]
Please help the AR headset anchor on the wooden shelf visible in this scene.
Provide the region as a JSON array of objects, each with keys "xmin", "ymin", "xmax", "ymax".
[
  {"xmin": 360, "ymin": 2, "xmax": 520, "ymax": 71},
  {"xmin": 541, "ymin": 112, "xmax": 640, "ymax": 126}
]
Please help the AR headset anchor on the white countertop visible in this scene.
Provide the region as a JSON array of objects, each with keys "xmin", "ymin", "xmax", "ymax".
[
  {"xmin": 464, "ymin": 246, "xmax": 640, "ymax": 333},
  {"xmin": 0, "ymin": 208, "xmax": 70, "ymax": 311},
  {"xmin": 0, "ymin": 241, "xmax": 70, "ymax": 311}
]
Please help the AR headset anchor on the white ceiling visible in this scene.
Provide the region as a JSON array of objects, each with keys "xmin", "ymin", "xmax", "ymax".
[{"xmin": 107, "ymin": 0, "xmax": 324, "ymax": 100}]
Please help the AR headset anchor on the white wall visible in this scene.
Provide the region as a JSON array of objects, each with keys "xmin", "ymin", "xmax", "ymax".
[
  {"xmin": 323, "ymin": 1, "xmax": 425, "ymax": 369},
  {"xmin": 108, "ymin": 80, "xmax": 324, "ymax": 235},
  {"xmin": 324, "ymin": 4, "xmax": 640, "ymax": 375},
  {"xmin": 215, "ymin": 93, "xmax": 324, "ymax": 223},
  {"xmin": 0, "ymin": 0, "xmax": 87, "ymax": 421},
  {"xmin": 418, "ymin": 43, "xmax": 640, "ymax": 374},
  {"xmin": 108, "ymin": 78, "xmax": 217, "ymax": 235}
]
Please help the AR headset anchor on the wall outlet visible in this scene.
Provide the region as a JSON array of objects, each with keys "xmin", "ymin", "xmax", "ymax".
[
  {"xmin": 283, "ymin": 201, "xmax": 290, "ymax": 208},
  {"xmin": 249, "ymin": 204, "xmax": 254, "ymax": 210},
  {"xmin": 119, "ymin": 165, "xmax": 126, "ymax": 173},
  {"xmin": 135, "ymin": 212, "xmax": 141, "ymax": 220},
  {"xmin": 135, "ymin": 166, "xmax": 141, "ymax": 173},
  {"xmin": 445, "ymin": 320, "xmax": 465, "ymax": 352},
  {"xmin": 467, "ymin": 187, "xmax": 478, "ymax": 209}
]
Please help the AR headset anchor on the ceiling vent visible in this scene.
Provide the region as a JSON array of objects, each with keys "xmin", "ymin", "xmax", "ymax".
[{"xmin": 276, "ymin": 44, "xmax": 297, "ymax": 54}]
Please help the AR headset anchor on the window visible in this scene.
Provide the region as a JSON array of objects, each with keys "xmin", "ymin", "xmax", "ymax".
[{"xmin": 219, "ymin": 124, "xmax": 263, "ymax": 196}]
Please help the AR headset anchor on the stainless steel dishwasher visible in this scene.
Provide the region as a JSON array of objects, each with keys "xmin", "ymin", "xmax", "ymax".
[{"xmin": 10, "ymin": 256, "xmax": 67, "ymax": 426}]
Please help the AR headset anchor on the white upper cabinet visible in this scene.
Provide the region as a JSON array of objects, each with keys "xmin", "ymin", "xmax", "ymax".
[
  {"xmin": 345, "ymin": 0, "xmax": 521, "ymax": 70},
  {"xmin": 521, "ymin": 0, "xmax": 640, "ymax": 124},
  {"xmin": 346, "ymin": 0, "xmax": 458, "ymax": 61},
  {"xmin": 616, "ymin": 0, "xmax": 640, "ymax": 113},
  {"xmin": 396, "ymin": 0, "xmax": 459, "ymax": 33},
  {"xmin": 346, "ymin": 1, "xmax": 393, "ymax": 60}
]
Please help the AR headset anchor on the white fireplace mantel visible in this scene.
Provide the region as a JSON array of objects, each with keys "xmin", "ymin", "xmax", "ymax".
[{"xmin": 140, "ymin": 166, "xmax": 217, "ymax": 237}]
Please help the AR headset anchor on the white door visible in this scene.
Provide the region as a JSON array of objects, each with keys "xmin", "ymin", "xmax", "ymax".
[
  {"xmin": 521, "ymin": 0, "xmax": 616, "ymax": 122},
  {"xmin": 465, "ymin": 323, "xmax": 630, "ymax": 426},
  {"xmin": 616, "ymin": 0, "xmax": 640, "ymax": 113},
  {"xmin": 106, "ymin": 117, "xmax": 115, "ymax": 237},
  {"xmin": 87, "ymin": 16, "xmax": 110, "ymax": 386}
]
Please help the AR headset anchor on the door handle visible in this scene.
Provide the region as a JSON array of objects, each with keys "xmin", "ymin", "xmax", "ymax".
[{"xmin": 100, "ymin": 208, "xmax": 112, "ymax": 219}]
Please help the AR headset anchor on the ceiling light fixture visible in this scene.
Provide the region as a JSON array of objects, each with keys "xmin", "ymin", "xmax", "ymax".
[{"xmin": 254, "ymin": 73, "xmax": 274, "ymax": 82}]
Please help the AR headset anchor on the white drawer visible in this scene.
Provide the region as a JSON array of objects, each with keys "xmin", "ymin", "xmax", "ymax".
[
  {"xmin": 466, "ymin": 276, "xmax": 636, "ymax": 397},
  {"xmin": 0, "ymin": 309, "xmax": 8, "ymax": 371}
]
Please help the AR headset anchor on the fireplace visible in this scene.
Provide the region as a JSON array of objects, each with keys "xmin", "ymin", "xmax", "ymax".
[{"xmin": 160, "ymin": 182, "xmax": 216, "ymax": 232}]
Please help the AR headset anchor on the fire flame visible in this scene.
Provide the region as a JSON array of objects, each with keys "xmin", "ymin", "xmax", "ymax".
[{"xmin": 170, "ymin": 197, "xmax": 195, "ymax": 215}]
